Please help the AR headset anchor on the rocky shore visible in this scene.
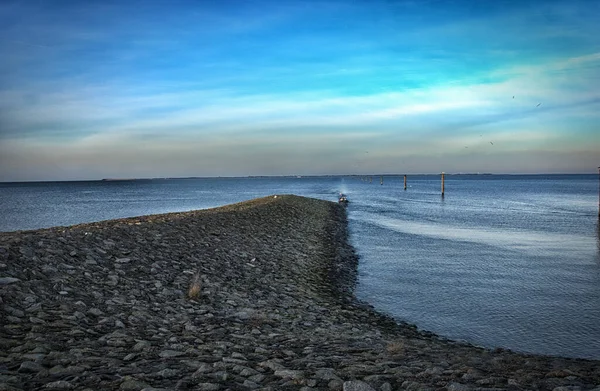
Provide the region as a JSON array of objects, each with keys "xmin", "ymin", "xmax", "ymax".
[{"xmin": 1, "ymin": 195, "xmax": 599, "ymax": 391}]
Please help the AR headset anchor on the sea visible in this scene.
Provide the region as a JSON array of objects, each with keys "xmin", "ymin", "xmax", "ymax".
[{"xmin": 1, "ymin": 175, "xmax": 599, "ymax": 359}]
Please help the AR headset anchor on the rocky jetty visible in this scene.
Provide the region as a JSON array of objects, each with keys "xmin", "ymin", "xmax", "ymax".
[{"xmin": 1, "ymin": 195, "xmax": 599, "ymax": 391}]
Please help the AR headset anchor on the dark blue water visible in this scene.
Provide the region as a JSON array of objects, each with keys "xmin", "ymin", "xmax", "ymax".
[{"xmin": 1, "ymin": 175, "xmax": 599, "ymax": 359}]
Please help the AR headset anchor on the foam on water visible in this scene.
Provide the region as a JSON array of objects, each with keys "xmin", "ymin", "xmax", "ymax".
[{"xmin": 355, "ymin": 211, "xmax": 596, "ymax": 260}]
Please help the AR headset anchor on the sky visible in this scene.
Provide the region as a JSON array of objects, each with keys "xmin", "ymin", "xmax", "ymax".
[{"xmin": 0, "ymin": 0, "xmax": 599, "ymax": 181}]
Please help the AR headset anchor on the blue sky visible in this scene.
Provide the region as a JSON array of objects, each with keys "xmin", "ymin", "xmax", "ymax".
[{"xmin": 0, "ymin": 0, "xmax": 598, "ymax": 180}]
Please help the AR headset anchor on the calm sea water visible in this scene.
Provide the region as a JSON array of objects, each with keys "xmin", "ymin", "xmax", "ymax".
[{"xmin": 1, "ymin": 175, "xmax": 599, "ymax": 359}]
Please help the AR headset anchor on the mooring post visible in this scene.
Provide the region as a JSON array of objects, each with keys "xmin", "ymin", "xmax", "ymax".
[
  {"xmin": 597, "ymin": 166, "xmax": 600, "ymax": 218},
  {"xmin": 404, "ymin": 175, "xmax": 407, "ymax": 190},
  {"xmin": 441, "ymin": 172, "xmax": 445, "ymax": 196},
  {"xmin": 380, "ymin": 176, "xmax": 383, "ymax": 185}
]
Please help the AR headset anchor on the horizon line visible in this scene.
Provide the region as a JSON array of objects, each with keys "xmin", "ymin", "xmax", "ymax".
[{"xmin": 1, "ymin": 172, "xmax": 598, "ymax": 184}]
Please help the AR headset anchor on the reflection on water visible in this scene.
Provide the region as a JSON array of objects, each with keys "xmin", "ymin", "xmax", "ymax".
[{"xmin": 596, "ymin": 219, "xmax": 600, "ymax": 261}]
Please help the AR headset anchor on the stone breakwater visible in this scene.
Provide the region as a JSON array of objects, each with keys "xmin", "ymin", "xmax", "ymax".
[{"xmin": 0, "ymin": 195, "xmax": 598, "ymax": 391}]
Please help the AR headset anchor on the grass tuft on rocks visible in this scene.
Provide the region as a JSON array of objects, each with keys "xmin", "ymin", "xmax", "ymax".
[
  {"xmin": 187, "ymin": 273, "xmax": 202, "ymax": 300},
  {"xmin": 386, "ymin": 340, "xmax": 405, "ymax": 355}
]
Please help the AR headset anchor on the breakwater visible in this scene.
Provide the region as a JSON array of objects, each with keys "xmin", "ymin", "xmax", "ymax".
[{"xmin": 1, "ymin": 195, "xmax": 599, "ymax": 390}]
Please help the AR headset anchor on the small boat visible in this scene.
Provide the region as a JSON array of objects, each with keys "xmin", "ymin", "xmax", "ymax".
[{"xmin": 338, "ymin": 193, "xmax": 349, "ymax": 204}]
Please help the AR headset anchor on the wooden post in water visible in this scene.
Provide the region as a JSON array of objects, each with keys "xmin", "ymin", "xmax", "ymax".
[
  {"xmin": 380, "ymin": 176, "xmax": 383, "ymax": 185},
  {"xmin": 598, "ymin": 166, "xmax": 600, "ymax": 218},
  {"xmin": 441, "ymin": 172, "xmax": 445, "ymax": 197},
  {"xmin": 404, "ymin": 175, "xmax": 407, "ymax": 190}
]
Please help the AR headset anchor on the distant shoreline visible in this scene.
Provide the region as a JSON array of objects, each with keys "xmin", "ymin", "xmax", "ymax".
[{"xmin": 0, "ymin": 172, "xmax": 596, "ymax": 184}]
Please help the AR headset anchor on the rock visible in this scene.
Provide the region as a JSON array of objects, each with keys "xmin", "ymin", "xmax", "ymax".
[
  {"xmin": 343, "ymin": 381, "xmax": 377, "ymax": 391},
  {"xmin": 329, "ymin": 380, "xmax": 344, "ymax": 391},
  {"xmin": 87, "ymin": 308, "xmax": 104, "ymax": 317},
  {"xmin": 44, "ymin": 381, "xmax": 74, "ymax": 390},
  {"xmin": 120, "ymin": 379, "xmax": 150, "ymax": 390},
  {"xmin": 0, "ymin": 277, "xmax": 20, "ymax": 285},
  {"xmin": 132, "ymin": 340, "xmax": 151, "ymax": 352},
  {"xmin": 197, "ymin": 383, "xmax": 220, "ymax": 391},
  {"xmin": 18, "ymin": 361, "xmax": 43, "ymax": 373},
  {"xmin": 158, "ymin": 349, "xmax": 185, "ymax": 358},
  {"xmin": 447, "ymin": 383, "xmax": 472, "ymax": 391},
  {"xmin": 48, "ymin": 365, "xmax": 84, "ymax": 377},
  {"xmin": 315, "ymin": 368, "xmax": 342, "ymax": 381},
  {"xmin": 274, "ymin": 369, "xmax": 304, "ymax": 380},
  {"xmin": 242, "ymin": 380, "xmax": 260, "ymax": 389},
  {"xmin": 156, "ymin": 368, "xmax": 179, "ymax": 379},
  {"xmin": 380, "ymin": 383, "xmax": 392, "ymax": 391}
]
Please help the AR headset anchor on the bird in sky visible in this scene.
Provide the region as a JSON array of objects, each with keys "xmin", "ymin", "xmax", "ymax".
[
  {"xmin": 490, "ymin": 141, "xmax": 494, "ymax": 145},
  {"xmin": 536, "ymin": 103, "xmax": 541, "ymax": 107}
]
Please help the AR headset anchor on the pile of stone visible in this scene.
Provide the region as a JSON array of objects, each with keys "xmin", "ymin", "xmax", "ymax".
[{"xmin": 1, "ymin": 195, "xmax": 599, "ymax": 390}]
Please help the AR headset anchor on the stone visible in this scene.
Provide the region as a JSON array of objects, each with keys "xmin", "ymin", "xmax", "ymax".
[
  {"xmin": 380, "ymin": 383, "xmax": 392, "ymax": 391},
  {"xmin": 87, "ymin": 308, "xmax": 104, "ymax": 317},
  {"xmin": 447, "ymin": 383, "xmax": 472, "ymax": 391},
  {"xmin": 0, "ymin": 277, "xmax": 20, "ymax": 285},
  {"xmin": 158, "ymin": 349, "xmax": 185, "ymax": 358},
  {"xmin": 197, "ymin": 383, "xmax": 220, "ymax": 391},
  {"xmin": 329, "ymin": 380, "xmax": 344, "ymax": 391},
  {"xmin": 18, "ymin": 361, "xmax": 43, "ymax": 373},
  {"xmin": 315, "ymin": 368, "xmax": 342, "ymax": 381},
  {"xmin": 242, "ymin": 380, "xmax": 260, "ymax": 389},
  {"xmin": 274, "ymin": 369, "xmax": 304, "ymax": 380},
  {"xmin": 120, "ymin": 379, "xmax": 150, "ymax": 390},
  {"xmin": 132, "ymin": 340, "xmax": 151, "ymax": 352},
  {"xmin": 343, "ymin": 381, "xmax": 376, "ymax": 391},
  {"xmin": 156, "ymin": 368, "xmax": 179, "ymax": 379},
  {"xmin": 44, "ymin": 381, "xmax": 74, "ymax": 390}
]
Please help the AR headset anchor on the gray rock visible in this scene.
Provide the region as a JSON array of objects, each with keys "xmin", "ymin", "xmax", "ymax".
[
  {"xmin": 211, "ymin": 371, "xmax": 229, "ymax": 382},
  {"xmin": 120, "ymin": 379, "xmax": 150, "ymax": 390},
  {"xmin": 18, "ymin": 361, "xmax": 43, "ymax": 373},
  {"xmin": 87, "ymin": 308, "xmax": 104, "ymax": 317},
  {"xmin": 156, "ymin": 368, "xmax": 179, "ymax": 379},
  {"xmin": 274, "ymin": 369, "xmax": 304, "ymax": 379},
  {"xmin": 248, "ymin": 374, "xmax": 266, "ymax": 383},
  {"xmin": 197, "ymin": 383, "xmax": 220, "ymax": 391},
  {"xmin": 343, "ymin": 381, "xmax": 376, "ymax": 391},
  {"xmin": 447, "ymin": 383, "xmax": 472, "ymax": 391},
  {"xmin": 315, "ymin": 368, "xmax": 342, "ymax": 381},
  {"xmin": 0, "ymin": 277, "xmax": 20, "ymax": 285},
  {"xmin": 329, "ymin": 380, "xmax": 344, "ymax": 391},
  {"xmin": 132, "ymin": 340, "xmax": 151, "ymax": 352},
  {"xmin": 48, "ymin": 365, "xmax": 84, "ymax": 377},
  {"xmin": 380, "ymin": 383, "xmax": 392, "ymax": 391},
  {"xmin": 158, "ymin": 349, "xmax": 185, "ymax": 358},
  {"xmin": 44, "ymin": 381, "xmax": 74, "ymax": 390},
  {"xmin": 242, "ymin": 380, "xmax": 260, "ymax": 389}
]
